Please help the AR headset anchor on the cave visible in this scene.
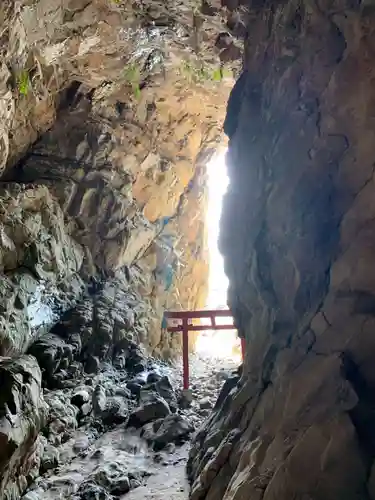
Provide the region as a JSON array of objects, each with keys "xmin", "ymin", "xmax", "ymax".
[{"xmin": 1, "ymin": 0, "xmax": 375, "ymax": 499}]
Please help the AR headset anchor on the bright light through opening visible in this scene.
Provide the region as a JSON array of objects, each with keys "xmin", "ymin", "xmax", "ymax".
[{"xmin": 195, "ymin": 150, "xmax": 241, "ymax": 361}]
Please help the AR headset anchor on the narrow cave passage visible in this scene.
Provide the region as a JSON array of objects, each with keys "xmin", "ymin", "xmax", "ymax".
[
  {"xmin": 195, "ymin": 150, "xmax": 241, "ymax": 361},
  {"xmin": 0, "ymin": 0, "xmax": 246, "ymax": 497}
]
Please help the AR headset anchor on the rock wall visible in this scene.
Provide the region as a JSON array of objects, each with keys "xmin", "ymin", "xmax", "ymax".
[
  {"xmin": 0, "ymin": 1, "xmax": 245, "ymax": 497},
  {"xmin": 0, "ymin": 356, "xmax": 47, "ymax": 500},
  {"xmin": 0, "ymin": 0, "xmax": 243, "ymax": 358},
  {"xmin": 188, "ymin": 2, "xmax": 375, "ymax": 499}
]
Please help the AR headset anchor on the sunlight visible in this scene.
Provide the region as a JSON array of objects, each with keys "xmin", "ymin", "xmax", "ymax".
[{"xmin": 195, "ymin": 150, "xmax": 241, "ymax": 361}]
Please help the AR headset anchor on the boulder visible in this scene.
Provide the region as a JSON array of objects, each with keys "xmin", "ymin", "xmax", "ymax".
[
  {"xmin": 199, "ymin": 397, "xmax": 213, "ymax": 410},
  {"xmin": 147, "ymin": 370, "xmax": 162, "ymax": 383},
  {"xmin": 101, "ymin": 397, "xmax": 128, "ymax": 425},
  {"xmin": 86, "ymin": 461, "xmax": 130, "ymax": 496},
  {"xmin": 44, "ymin": 391, "xmax": 78, "ymax": 445},
  {"xmin": 155, "ymin": 376, "xmax": 178, "ymax": 411},
  {"xmin": 40, "ymin": 443, "xmax": 59, "ymax": 472},
  {"xmin": 92, "ymin": 385, "xmax": 107, "ymax": 416},
  {"xmin": 71, "ymin": 389, "xmax": 91, "ymax": 408},
  {"xmin": 0, "ymin": 356, "xmax": 48, "ymax": 499},
  {"xmin": 77, "ymin": 482, "xmax": 113, "ymax": 500},
  {"xmin": 142, "ymin": 414, "xmax": 194, "ymax": 450},
  {"xmin": 73, "ymin": 435, "xmax": 91, "ymax": 453},
  {"xmin": 127, "ymin": 391, "xmax": 170, "ymax": 428},
  {"xmin": 126, "ymin": 373, "xmax": 147, "ymax": 397},
  {"xmin": 28, "ymin": 334, "xmax": 72, "ymax": 384},
  {"xmin": 109, "ymin": 476, "xmax": 130, "ymax": 495}
]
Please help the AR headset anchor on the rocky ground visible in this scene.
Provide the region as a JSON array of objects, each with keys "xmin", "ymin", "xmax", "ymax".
[{"xmin": 17, "ymin": 350, "xmax": 239, "ymax": 500}]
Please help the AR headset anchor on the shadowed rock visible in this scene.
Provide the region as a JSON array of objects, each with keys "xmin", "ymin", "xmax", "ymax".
[{"xmin": 0, "ymin": 356, "xmax": 48, "ymax": 499}]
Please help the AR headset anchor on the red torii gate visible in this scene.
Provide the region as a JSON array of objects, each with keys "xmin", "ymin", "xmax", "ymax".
[{"xmin": 163, "ymin": 309, "xmax": 245, "ymax": 390}]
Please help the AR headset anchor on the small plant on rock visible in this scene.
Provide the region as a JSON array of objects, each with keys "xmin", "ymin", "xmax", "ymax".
[
  {"xmin": 123, "ymin": 62, "xmax": 141, "ymax": 99},
  {"xmin": 211, "ymin": 66, "xmax": 233, "ymax": 81},
  {"xmin": 191, "ymin": 0, "xmax": 202, "ymax": 15},
  {"xmin": 16, "ymin": 70, "xmax": 31, "ymax": 96},
  {"xmin": 180, "ymin": 59, "xmax": 232, "ymax": 84}
]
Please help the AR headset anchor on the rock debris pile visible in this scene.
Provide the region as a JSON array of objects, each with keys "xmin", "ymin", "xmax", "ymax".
[{"xmin": 0, "ymin": 347, "xmax": 238, "ymax": 500}]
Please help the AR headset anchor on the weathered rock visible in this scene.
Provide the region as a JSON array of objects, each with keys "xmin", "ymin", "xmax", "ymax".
[
  {"xmin": 128, "ymin": 392, "xmax": 171, "ymax": 428},
  {"xmin": 125, "ymin": 345, "xmax": 147, "ymax": 374},
  {"xmin": 198, "ymin": 397, "xmax": 213, "ymax": 410},
  {"xmin": 1, "ymin": 1, "xmax": 237, "ymax": 358},
  {"xmin": 128, "ymin": 373, "xmax": 148, "ymax": 386},
  {"xmin": 212, "ymin": 373, "xmax": 240, "ymax": 410},
  {"xmin": 85, "ymin": 356, "xmax": 100, "ymax": 375},
  {"xmin": 22, "ymin": 491, "xmax": 44, "ymax": 500},
  {"xmin": 92, "ymin": 385, "xmax": 107, "ymax": 416},
  {"xmin": 142, "ymin": 414, "xmax": 194, "ymax": 451},
  {"xmin": 0, "ymin": 185, "xmax": 84, "ymax": 356},
  {"xmin": 189, "ymin": 2, "xmax": 375, "ymax": 497},
  {"xmin": 71, "ymin": 389, "xmax": 91, "ymax": 408},
  {"xmin": 40, "ymin": 443, "xmax": 59, "ymax": 473},
  {"xmin": 44, "ymin": 391, "xmax": 78, "ymax": 445},
  {"xmin": 147, "ymin": 370, "xmax": 162, "ymax": 384},
  {"xmin": 129, "ymin": 478, "xmax": 141, "ymax": 489},
  {"xmin": 87, "ymin": 462, "xmax": 131, "ymax": 496},
  {"xmin": 113, "ymin": 353, "xmax": 126, "ymax": 370},
  {"xmin": 126, "ymin": 381, "xmax": 143, "ymax": 397},
  {"xmin": 28, "ymin": 334, "xmax": 75, "ymax": 387},
  {"xmin": 77, "ymin": 482, "xmax": 113, "ymax": 500},
  {"xmin": 155, "ymin": 376, "xmax": 178, "ymax": 411},
  {"xmin": 80, "ymin": 402, "xmax": 93, "ymax": 417},
  {"xmin": 101, "ymin": 397, "xmax": 128, "ymax": 425},
  {"xmin": 51, "ymin": 280, "xmax": 150, "ymax": 365},
  {"xmin": 73, "ymin": 435, "xmax": 91, "ymax": 453},
  {"xmin": 109, "ymin": 476, "xmax": 130, "ymax": 495},
  {"xmin": 0, "ymin": 356, "xmax": 48, "ymax": 499}
]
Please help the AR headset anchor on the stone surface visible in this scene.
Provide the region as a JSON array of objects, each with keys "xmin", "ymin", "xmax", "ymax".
[
  {"xmin": 100, "ymin": 397, "xmax": 128, "ymax": 425},
  {"xmin": 71, "ymin": 389, "xmax": 91, "ymax": 408},
  {"xmin": 0, "ymin": 0, "xmax": 238, "ymax": 358},
  {"xmin": 10, "ymin": 354, "xmax": 235, "ymax": 500},
  {"xmin": 0, "ymin": 0, "xmax": 246, "ymax": 498},
  {"xmin": 188, "ymin": 3, "xmax": 375, "ymax": 499},
  {"xmin": 44, "ymin": 390, "xmax": 79, "ymax": 445},
  {"xmin": 0, "ymin": 356, "xmax": 48, "ymax": 500},
  {"xmin": 198, "ymin": 397, "xmax": 212, "ymax": 410},
  {"xmin": 128, "ymin": 391, "xmax": 171, "ymax": 428},
  {"xmin": 40, "ymin": 442, "xmax": 59, "ymax": 473},
  {"xmin": 142, "ymin": 414, "xmax": 194, "ymax": 451},
  {"xmin": 0, "ymin": 185, "xmax": 84, "ymax": 356}
]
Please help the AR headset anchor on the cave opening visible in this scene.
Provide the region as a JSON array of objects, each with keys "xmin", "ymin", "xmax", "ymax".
[{"xmin": 195, "ymin": 150, "xmax": 241, "ymax": 361}]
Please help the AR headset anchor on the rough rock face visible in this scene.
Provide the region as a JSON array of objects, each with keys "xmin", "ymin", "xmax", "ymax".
[
  {"xmin": 188, "ymin": 2, "xmax": 375, "ymax": 500},
  {"xmin": 0, "ymin": 356, "xmax": 48, "ymax": 500},
  {"xmin": 0, "ymin": 0, "xmax": 242, "ymax": 357},
  {"xmin": 0, "ymin": 184, "xmax": 84, "ymax": 355},
  {"xmin": 0, "ymin": 0, "xmax": 243, "ymax": 497},
  {"xmin": 10, "ymin": 79, "xmax": 223, "ymax": 355}
]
